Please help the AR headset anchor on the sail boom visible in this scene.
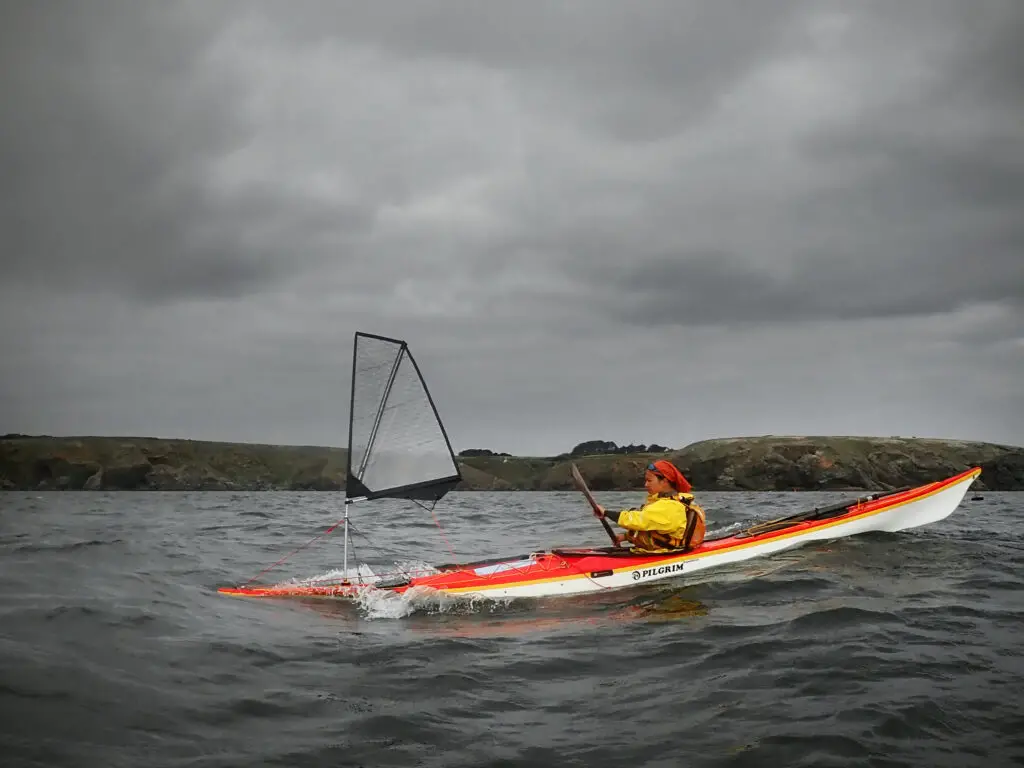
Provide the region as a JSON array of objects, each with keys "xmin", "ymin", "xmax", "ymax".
[{"xmin": 346, "ymin": 475, "xmax": 462, "ymax": 504}]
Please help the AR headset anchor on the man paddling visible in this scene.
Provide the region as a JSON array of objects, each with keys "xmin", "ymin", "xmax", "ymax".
[{"xmin": 594, "ymin": 460, "xmax": 706, "ymax": 552}]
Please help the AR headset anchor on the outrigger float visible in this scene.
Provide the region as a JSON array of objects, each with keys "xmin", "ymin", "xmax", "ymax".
[{"xmin": 218, "ymin": 332, "xmax": 981, "ymax": 603}]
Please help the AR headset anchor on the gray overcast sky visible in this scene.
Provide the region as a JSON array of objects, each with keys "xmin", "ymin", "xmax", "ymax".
[{"xmin": 1, "ymin": 0, "xmax": 1022, "ymax": 455}]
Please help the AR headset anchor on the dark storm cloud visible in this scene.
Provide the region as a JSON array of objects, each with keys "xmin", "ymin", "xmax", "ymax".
[
  {"xmin": 548, "ymin": 1, "xmax": 1024, "ymax": 332},
  {"xmin": 6, "ymin": 0, "xmax": 1020, "ymax": 316},
  {"xmin": 241, "ymin": 0, "xmax": 812, "ymax": 142},
  {"xmin": 600, "ymin": 237, "xmax": 1024, "ymax": 329},
  {"xmin": 1, "ymin": 0, "xmax": 1021, "ymax": 451},
  {"xmin": 0, "ymin": 2, "xmax": 372, "ymax": 303}
]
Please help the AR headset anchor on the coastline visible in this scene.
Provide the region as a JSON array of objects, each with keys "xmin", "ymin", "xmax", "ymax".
[{"xmin": 2, "ymin": 434, "xmax": 1020, "ymax": 492}]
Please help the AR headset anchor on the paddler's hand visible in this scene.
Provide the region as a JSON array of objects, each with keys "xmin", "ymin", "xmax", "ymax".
[{"xmin": 594, "ymin": 504, "xmax": 606, "ymax": 519}]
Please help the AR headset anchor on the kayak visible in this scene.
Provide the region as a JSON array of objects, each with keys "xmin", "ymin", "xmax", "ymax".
[
  {"xmin": 218, "ymin": 332, "xmax": 982, "ymax": 604},
  {"xmin": 218, "ymin": 465, "xmax": 980, "ymax": 601}
]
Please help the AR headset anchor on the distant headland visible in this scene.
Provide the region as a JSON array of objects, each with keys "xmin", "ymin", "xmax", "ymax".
[{"xmin": 2, "ymin": 434, "xmax": 1021, "ymax": 491}]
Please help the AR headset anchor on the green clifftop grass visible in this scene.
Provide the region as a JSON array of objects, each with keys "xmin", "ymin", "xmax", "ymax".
[{"xmin": 1, "ymin": 434, "xmax": 1021, "ymax": 491}]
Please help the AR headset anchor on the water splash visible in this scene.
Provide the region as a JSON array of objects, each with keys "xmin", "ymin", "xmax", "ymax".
[{"xmin": 353, "ymin": 584, "xmax": 515, "ymax": 620}]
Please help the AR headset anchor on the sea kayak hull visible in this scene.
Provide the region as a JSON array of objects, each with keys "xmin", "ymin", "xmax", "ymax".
[{"xmin": 218, "ymin": 467, "xmax": 980, "ymax": 601}]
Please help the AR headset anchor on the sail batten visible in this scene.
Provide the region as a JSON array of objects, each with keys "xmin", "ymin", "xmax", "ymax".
[{"xmin": 346, "ymin": 332, "xmax": 461, "ymax": 502}]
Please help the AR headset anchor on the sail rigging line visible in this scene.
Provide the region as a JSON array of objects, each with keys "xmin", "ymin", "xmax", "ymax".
[
  {"xmin": 338, "ymin": 523, "xmax": 401, "ymax": 586},
  {"xmin": 345, "ymin": 520, "xmax": 411, "ymax": 581},
  {"xmin": 347, "ymin": 500, "xmax": 457, "ymax": 582},
  {"xmin": 410, "ymin": 497, "xmax": 460, "ymax": 569},
  {"xmin": 354, "ymin": 347, "xmax": 404, "ymax": 485},
  {"xmin": 240, "ymin": 513, "xmax": 386, "ymax": 588},
  {"xmin": 553, "ymin": 552, "xmax": 614, "ymax": 591},
  {"xmin": 404, "ymin": 345, "xmax": 462, "ymax": 480},
  {"xmin": 241, "ymin": 513, "xmax": 348, "ymax": 586}
]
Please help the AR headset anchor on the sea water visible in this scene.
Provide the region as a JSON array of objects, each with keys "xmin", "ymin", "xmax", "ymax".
[{"xmin": 1, "ymin": 489, "xmax": 1021, "ymax": 767}]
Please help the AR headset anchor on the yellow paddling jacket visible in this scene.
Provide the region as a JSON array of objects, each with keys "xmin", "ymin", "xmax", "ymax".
[{"xmin": 609, "ymin": 492, "xmax": 707, "ymax": 552}]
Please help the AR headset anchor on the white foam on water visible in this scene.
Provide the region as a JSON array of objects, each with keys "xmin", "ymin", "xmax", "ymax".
[
  {"xmin": 263, "ymin": 560, "xmax": 514, "ymax": 619},
  {"xmin": 353, "ymin": 584, "xmax": 515, "ymax": 621},
  {"xmin": 709, "ymin": 522, "xmax": 743, "ymax": 537},
  {"xmin": 360, "ymin": 587, "xmax": 516, "ymax": 620}
]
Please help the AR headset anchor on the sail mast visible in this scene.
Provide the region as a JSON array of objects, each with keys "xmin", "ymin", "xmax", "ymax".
[
  {"xmin": 343, "ymin": 333, "xmax": 358, "ymax": 578},
  {"xmin": 344, "ymin": 336, "xmax": 402, "ymax": 580},
  {"xmin": 342, "ymin": 331, "xmax": 463, "ymax": 578}
]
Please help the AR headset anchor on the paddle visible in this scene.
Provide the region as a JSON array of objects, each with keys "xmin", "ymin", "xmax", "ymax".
[
  {"xmin": 737, "ymin": 486, "xmax": 914, "ymax": 538},
  {"xmin": 570, "ymin": 463, "xmax": 622, "ymax": 548}
]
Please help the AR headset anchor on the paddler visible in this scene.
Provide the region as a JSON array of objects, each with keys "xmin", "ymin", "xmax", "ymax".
[{"xmin": 594, "ymin": 460, "xmax": 706, "ymax": 552}]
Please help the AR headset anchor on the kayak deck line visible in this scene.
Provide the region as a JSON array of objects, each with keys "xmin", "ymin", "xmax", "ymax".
[{"xmin": 217, "ymin": 466, "xmax": 981, "ymax": 601}]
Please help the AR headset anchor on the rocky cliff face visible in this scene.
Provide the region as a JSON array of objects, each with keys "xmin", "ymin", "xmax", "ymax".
[
  {"xmin": 0, "ymin": 437, "xmax": 347, "ymax": 491},
  {"xmin": 460, "ymin": 436, "xmax": 1022, "ymax": 492},
  {"xmin": 668, "ymin": 436, "xmax": 1021, "ymax": 491},
  {"xmin": 1, "ymin": 434, "xmax": 1020, "ymax": 491}
]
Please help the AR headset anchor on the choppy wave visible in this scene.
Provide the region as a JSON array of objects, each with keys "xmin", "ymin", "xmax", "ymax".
[
  {"xmin": 1, "ymin": 490, "xmax": 1022, "ymax": 767},
  {"xmin": 13, "ymin": 537, "xmax": 124, "ymax": 553}
]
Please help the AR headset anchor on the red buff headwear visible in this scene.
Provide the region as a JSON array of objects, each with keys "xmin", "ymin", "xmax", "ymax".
[{"xmin": 648, "ymin": 460, "xmax": 692, "ymax": 493}]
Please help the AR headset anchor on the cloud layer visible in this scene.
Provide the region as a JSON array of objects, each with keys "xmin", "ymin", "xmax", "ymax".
[{"xmin": 2, "ymin": 1, "xmax": 1021, "ymax": 454}]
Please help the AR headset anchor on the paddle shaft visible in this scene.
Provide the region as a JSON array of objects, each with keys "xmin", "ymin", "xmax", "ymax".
[
  {"xmin": 739, "ymin": 486, "xmax": 914, "ymax": 537},
  {"xmin": 571, "ymin": 463, "xmax": 621, "ymax": 547}
]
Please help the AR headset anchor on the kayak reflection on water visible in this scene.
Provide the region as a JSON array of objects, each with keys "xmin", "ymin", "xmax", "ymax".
[{"xmin": 292, "ymin": 586, "xmax": 710, "ymax": 635}]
